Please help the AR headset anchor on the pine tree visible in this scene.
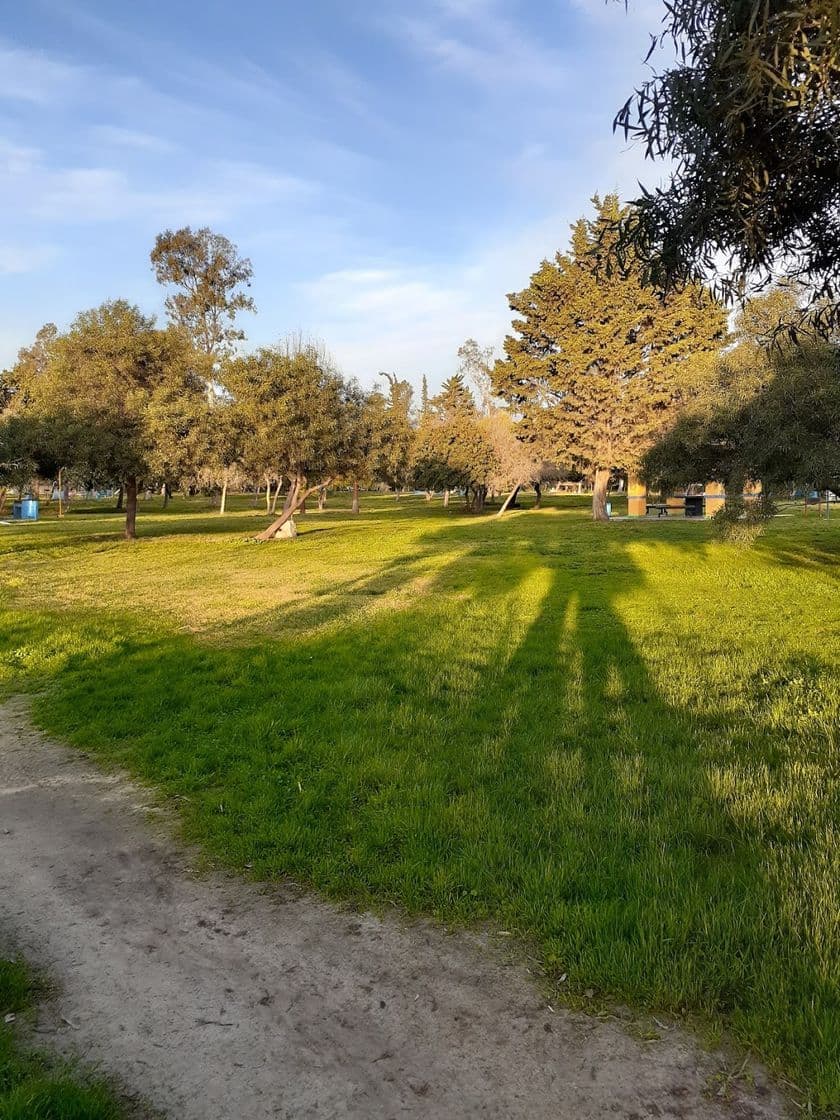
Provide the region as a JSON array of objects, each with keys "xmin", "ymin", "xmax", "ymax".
[
  {"xmin": 492, "ymin": 194, "xmax": 727, "ymax": 519},
  {"xmin": 430, "ymin": 373, "xmax": 475, "ymax": 419}
]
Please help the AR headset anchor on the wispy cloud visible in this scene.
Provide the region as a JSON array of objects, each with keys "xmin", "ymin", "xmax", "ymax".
[
  {"xmin": 0, "ymin": 141, "xmax": 318, "ymax": 226},
  {"xmin": 90, "ymin": 125, "xmax": 178, "ymax": 153},
  {"xmin": 0, "ymin": 42, "xmax": 84, "ymax": 104},
  {"xmin": 393, "ymin": 0, "xmax": 567, "ymax": 90}
]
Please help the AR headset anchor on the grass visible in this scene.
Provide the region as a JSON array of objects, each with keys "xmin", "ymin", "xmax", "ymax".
[
  {"xmin": 1, "ymin": 492, "xmax": 838, "ymax": 1110},
  {"xmin": 0, "ymin": 958, "xmax": 124, "ymax": 1119}
]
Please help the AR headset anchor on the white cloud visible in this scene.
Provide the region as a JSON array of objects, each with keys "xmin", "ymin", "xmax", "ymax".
[
  {"xmin": 0, "ymin": 43, "xmax": 84, "ymax": 104},
  {"xmin": 0, "ymin": 141, "xmax": 318, "ymax": 226},
  {"xmin": 0, "ymin": 139, "xmax": 40, "ymax": 175},
  {"xmin": 90, "ymin": 125, "xmax": 178, "ymax": 153},
  {"xmin": 394, "ymin": 2, "xmax": 567, "ymax": 91}
]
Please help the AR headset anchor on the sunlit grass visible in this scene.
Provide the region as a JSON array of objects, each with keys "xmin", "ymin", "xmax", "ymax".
[
  {"xmin": 1, "ymin": 492, "xmax": 838, "ymax": 1109},
  {"xmin": 0, "ymin": 958, "xmax": 124, "ymax": 1119}
]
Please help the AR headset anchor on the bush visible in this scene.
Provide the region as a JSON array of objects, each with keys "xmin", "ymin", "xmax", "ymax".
[{"xmin": 712, "ymin": 494, "xmax": 777, "ymax": 544}]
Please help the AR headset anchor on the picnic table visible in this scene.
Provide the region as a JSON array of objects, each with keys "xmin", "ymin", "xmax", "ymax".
[{"xmin": 646, "ymin": 495, "xmax": 705, "ymax": 518}]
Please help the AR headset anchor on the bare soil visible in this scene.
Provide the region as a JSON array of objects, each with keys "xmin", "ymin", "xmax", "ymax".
[{"xmin": 0, "ymin": 698, "xmax": 791, "ymax": 1119}]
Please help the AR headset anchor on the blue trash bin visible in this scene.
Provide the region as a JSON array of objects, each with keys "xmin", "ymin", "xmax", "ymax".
[{"xmin": 20, "ymin": 499, "xmax": 39, "ymax": 520}]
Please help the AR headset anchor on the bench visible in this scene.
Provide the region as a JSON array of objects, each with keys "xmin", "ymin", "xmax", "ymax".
[{"xmin": 646, "ymin": 501, "xmax": 685, "ymax": 517}]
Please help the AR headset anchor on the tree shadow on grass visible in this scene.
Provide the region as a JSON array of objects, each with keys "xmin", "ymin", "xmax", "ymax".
[{"xmin": 1, "ymin": 512, "xmax": 837, "ymax": 1106}]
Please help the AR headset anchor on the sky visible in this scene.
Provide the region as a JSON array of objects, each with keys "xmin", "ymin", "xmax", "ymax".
[{"xmin": 1, "ymin": 0, "xmax": 670, "ymax": 390}]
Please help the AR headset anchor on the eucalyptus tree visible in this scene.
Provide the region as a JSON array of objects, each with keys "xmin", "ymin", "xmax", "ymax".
[{"xmin": 151, "ymin": 227, "xmax": 255, "ymax": 360}]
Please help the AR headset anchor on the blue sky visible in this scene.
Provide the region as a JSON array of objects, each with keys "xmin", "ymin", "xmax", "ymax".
[{"xmin": 1, "ymin": 0, "xmax": 667, "ymax": 389}]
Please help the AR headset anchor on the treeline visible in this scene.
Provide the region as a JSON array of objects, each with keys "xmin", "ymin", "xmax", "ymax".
[
  {"xmin": 2, "ymin": 198, "xmax": 838, "ymax": 540},
  {"xmin": 0, "ymin": 308, "xmax": 552, "ymax": 541},
  {"xmin": 0, "ymin": 227, "xmax": 557, "ymax": 541}
]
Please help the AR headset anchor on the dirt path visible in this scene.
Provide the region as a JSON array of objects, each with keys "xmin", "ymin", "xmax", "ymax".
[{"xmin": 0, "ymin": 698, "xmax": 790, "ymax": 1120}]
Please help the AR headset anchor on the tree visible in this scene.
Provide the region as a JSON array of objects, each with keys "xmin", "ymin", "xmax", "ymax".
[
  {"xmin": 482, "ymin": 410, "xmax": 547, "ymax": 514},
  {"xmin": 644, "ymin": 288, "xmax": 840, "ymax": 499},
  {"xmin": 492, "ymin": 194, "xmax": 727, "ymax": 520},
  {"xmin": 222, "ymin": 338, "xmax": 350, "ymax": 541},
  {"xmin": 420, "ymin": 375, "xmax": 429, "ymax": 420},
  {"xmin": 372, "ymin": 373, "xmax": 414, "ymax": 495},
  {"xmin": 150, "ymin": 227, "xmax": 255, "ymax": 359},
  {"xmin": 457, "ymin": 338, "xmax": 497, "ymax": 414},
  {"xmin": 413, "ymin": 375, "xmax": 497, "ymax": 511},
  {"xmin": 612, "ymin": 0, "xmax": 840, "ymax": 333},
  {"xmin": 1, "ymin": 323, "xmax": 58, "ymax": 413},
  {"xmin": 9, "ymin": 302, "xmax": 206, "ymax": 539},
  {"xmin": 195, "ymin": 396, "xmax": 245, "ymax": 515},
  {"xmin": 335, "ymin": 382, "xmax": 384, "ymax": 515},
  {"xmin": 0, "ymin": 415, "xmax": 41, "ymax": 501}
]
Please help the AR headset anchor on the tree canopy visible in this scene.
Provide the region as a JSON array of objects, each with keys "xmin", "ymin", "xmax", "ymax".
[
  {"xmin": 2, "ymin": 301, "xmax": 206, "ymax": 538},
  {"xmin": 613, "ymin": 0, "xmax": 840, "ymax": 332},
  {"xmin": 151, "ymin": 227, "xmax": 255, "ymax": 359},
  {"xmin": 644, "ymin": 289, "xmax": 840, "ymax": 497},
  {"xmin": 492, "ymin": 194, "xmax": 727, "ymax": 519}
]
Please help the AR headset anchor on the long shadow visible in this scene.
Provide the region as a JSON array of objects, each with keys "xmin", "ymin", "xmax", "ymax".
[{"xmin": 1, "ymin": 506, "xmax": 837, "ymax": 1105}]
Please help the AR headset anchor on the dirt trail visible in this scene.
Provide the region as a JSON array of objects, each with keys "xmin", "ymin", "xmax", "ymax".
[{"xmin": 0, "ymin": 698, "xmax": 789, "ymax": 1120}]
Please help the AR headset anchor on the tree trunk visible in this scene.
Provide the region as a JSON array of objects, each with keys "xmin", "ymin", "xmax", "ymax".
[
  {"xmin": 425, "ymin": 490, "xmax": 433, "ymax": 502},
  {"xmin": 125, "ymin": 476, "xmax": 138, "ymax": 540},
  {"xmin": 115, "ymin": 485, "xmax": 124, "ymax": 512},
  {"xmin": 497, "ymin": 483, "xmax": 523, "ymax": 518},
  {"xmin": 351, "ymin": 480, "xmax": 360, "ymax": 514},
  {"xmin": 265, "ymin": 478, "xmax": 273, "ymax": 515},
  {"xmin": 219, "ymin": 479, "xmax": 228, "ymax": 515},
  {"xmin": 317, "ymin": 487, "xmax": 327, "ymax": 511},
  {"xmin": 474, "ymin": 486, "xmax": 486, "ymax": 513},
  {"xmin": 271, "ymin": 480, "xmax": 284, "ymax": 515},
  {"xmin": 443, "ymin": 489, "xmax": 450, "ymax": 508},
  {"xmin": 255, "ymin": 477, "xmax": 330, "ymax": 541},
  {"xmin": 161, "ymin": 482, "xmax": 169, "ymax": 509},
  {"xmin": 533, "ymin": 481, "xmax": 542, "ymax": 510},
  {"xmin": 592, "ymin": 468, "xmax": 611, "ymax": 521}
]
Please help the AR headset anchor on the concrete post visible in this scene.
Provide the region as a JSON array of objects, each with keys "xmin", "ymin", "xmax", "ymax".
[
  {"xmin": 704, "ymin": 481, "xmax": 726, "ymax": 517},
  {"xmin": 628, "ymin": 475, "xmax": 647, "ymax": 517}
]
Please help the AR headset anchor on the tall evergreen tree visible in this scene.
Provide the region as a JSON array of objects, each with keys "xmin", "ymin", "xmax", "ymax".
[
  {"xmin": 420, "ymin": 375, "xmax": 429, "ymax": 420},
  {"xmin": 431, "ymin": 373, "xmax": 475, "ymax": 419},
  {"xmin": 493, "ymin": 195, "xmax": 727, "ymax": 519},
  {"xmin": 373, "ymin": 373, "xmax": 414, "ymax": 495}
]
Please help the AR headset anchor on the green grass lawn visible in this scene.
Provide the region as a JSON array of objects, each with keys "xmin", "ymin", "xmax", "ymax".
[
  {"xmin": 0, "ymin": 958, "xmax": 124, "ymax": 1119},
  {"xmin": 1, "ymin": 493, "xmax": 838, "ymax": 1110}
]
